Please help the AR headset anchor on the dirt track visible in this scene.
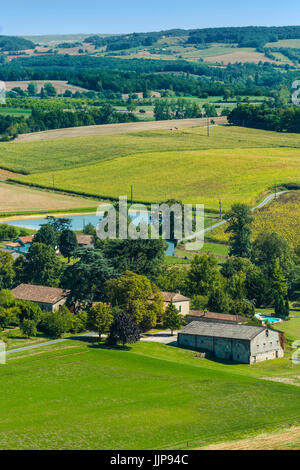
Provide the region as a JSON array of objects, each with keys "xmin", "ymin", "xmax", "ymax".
[
  {"xmin": 15, "ymin": 117, "xmax": 227, "ymax": 142},
  {"xmin": 199, "ymin": 426, "xmax": 300, "ymax": 450}
]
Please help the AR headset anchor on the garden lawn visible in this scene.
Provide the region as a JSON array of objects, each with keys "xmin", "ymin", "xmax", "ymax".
[{"xmin": 1, "ymin": 340, "xmax": 300, "ymax": 450}]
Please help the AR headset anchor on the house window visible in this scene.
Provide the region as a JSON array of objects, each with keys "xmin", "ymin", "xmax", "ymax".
[{"xmin": 178, "ymin": 306, "xmax": 182, "ymax": 312}]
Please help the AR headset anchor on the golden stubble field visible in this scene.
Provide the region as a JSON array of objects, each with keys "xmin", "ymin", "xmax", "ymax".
[{"xmin": 0, "ymin": 182, "xmax": 99, "ymax": 213}]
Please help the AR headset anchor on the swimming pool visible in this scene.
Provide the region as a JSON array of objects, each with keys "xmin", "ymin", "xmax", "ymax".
[{"xmin": 255, "ymin": 313, "xmax": 281, "ymax": 323}]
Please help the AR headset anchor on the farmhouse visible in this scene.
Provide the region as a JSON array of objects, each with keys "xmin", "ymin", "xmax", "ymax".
[
  {"xmin": 161, "ymin": 291, "xmax": 190, "ymax": 315},
  {"xmin": 76, "ymin": 234, "xmax": 94, "ymax": 247},
  {"xmin": 6, "ymin": 235, "xmax": 34, "ymax": 254},
  {"xmin": 12, "ymin": 284, "xmax": 70, "ymax": 312},
  {"xmin": 187, "ymin": 310, "xmax": 247, "ymax": 324},
  {"xmin": 178, "ymin": 321, "xmax": 284, "ymax": 364}
]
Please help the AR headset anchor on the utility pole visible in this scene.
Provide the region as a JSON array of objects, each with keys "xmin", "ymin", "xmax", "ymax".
[
  {"xmin": 274, "ymin": 177, "xmax": 277, "ymax": 200},
  {"xmin": 219, "ymin": 199, "xmax": 222, "ymax": 219},
  {"xmin": 207, "ymin": 117, "xmax": 210, "ymax": 137},
  {"xmin": 52, "ymin": 173, "xmax": 55, "ymax": 191}
]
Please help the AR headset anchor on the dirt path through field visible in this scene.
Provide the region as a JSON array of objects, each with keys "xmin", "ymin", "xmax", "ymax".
[
  {"xmin": 198, "ymin": 426, "xmax": 300, "ymax": 450},
  {"xmin": 15, "ymin": 117, "xmax": 227, "ymax": 142}
]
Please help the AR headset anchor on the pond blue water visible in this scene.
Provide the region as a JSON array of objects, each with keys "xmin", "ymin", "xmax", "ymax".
[{"xmin": 4, "ymin": 213, "xmax": 175, "ymax": 256}]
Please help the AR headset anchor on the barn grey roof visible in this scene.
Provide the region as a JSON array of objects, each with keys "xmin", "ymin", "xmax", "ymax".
[{"xmin": 179, "ymin": 321, "xmax": 266, "ymax": 341}]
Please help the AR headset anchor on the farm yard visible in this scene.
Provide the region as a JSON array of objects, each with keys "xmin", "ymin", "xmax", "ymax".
[{"xmin": 1, "ymin": 339, "xmax": 300, "ymax": 450}]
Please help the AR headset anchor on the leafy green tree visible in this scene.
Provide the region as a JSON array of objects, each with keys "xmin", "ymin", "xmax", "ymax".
[
  {"xmin": 0, "ymin": 251, "xmax": 15, "ymax": 289},
  {"xmin": 187, "ymin": 253, "xmax": 222, "ymax": 297},
  {"xmin": 104, "ymin": 239, "xmax": 166, "ymax": 282},
  {"xmin": 226, "ymin": 272, "xmax": 247, "ymax": 300},
  {"xmin": 46, "ymin": 216, "xmax": 71, "ymax": 232},
  {"xmin": 61, "ymin": 248, "xmax": 116, "ymax": 308},
  {"xmin": 0, "ymin": 289, "xmax": 15, "ymax": 308},
  {"xmin": 16, "ymin": 300, "xmax": 42, "ymax": 323},
  {"xmin": 225, "ymin": 204, "xmax": 253, "ymax": 258},
  {"xmin": 39, "ymin": 307, "xmax": 73, "ymax": 338},
  {"xmin": 34, "ymin": 224, "xmax": 57, "ymax": 249},
  {"xmin": 59, "ymin": 229, "xmax": 78, "ymax": 263},
  {"xmin": 87, "ymin": 302, "xmax": 113, "ymax": 340},
  {"xmin": 27, "ymin": 82, "xmax": 37, "ymax": 96},
  {"xmin": 20, "ymin": 319, "xmax": 37, "ymax": 338},
  {"xmin": 251, "ymin": 232, "xmax": 295, "ymax": 276},
  {"xmin": 207, "ymin": 287, "xmax": 230, "ymax": 313},
  {"xmin": 163, "ymin": 302, "xmax": 182, "ymax": 334},
  {"xmin": 106, "ymin": 271, "xmax": 163, "ymax": 330},
  {"xmin": 23, "ymin": 243, "xmax": 62, "ymax": 287},
  {"xmin": 271, "ymin": 259, "xmax": 289, "ymax": 318},
  {"xmin": 0, "ymin": 308, "xmax": 12, "ymax": 330},
  {"xmin": 107, "ymin": 312, "xmax": 141, "ymax": 348}
]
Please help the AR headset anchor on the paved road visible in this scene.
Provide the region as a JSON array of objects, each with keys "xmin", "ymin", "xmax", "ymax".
[
  {"xmin": 6, "ymin": 331, "xmax": 178, "ymax": 356},
  {"xmin": 16, "ymin": 117, "xmax": 226, "ymax": 142},
  {"xmin": 182, "ymin": 190, "xmax": 288, "ymax": 243}
]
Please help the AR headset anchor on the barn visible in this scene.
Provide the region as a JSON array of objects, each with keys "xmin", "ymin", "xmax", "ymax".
[{"xmin": 178, "ymin": 321, "xmax": 284, "ymax": 364}]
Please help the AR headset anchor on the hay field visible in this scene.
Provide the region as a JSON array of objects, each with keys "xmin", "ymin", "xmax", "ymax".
[
  {"xmin": 0, "ymin": 182, "xmax": 99, "ymax": 213},
  {"xmin": 16, "ymin": 147, "xmax": 300, "ymax": 211},
  {"xmin": 2, "ymin": 126, "xmax": 300, "ymax": 175}
]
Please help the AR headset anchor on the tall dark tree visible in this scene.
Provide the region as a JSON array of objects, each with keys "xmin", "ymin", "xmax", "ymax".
[
  {"xmin": 59, "ymin": 229, "xmax": 78, "ymax": 263},
  {"xmin": 104, "ymin": 239, "xmax": 166, "ymax": 282},
  {"xmin": 107, "ymin": 312, "xmax": 141, "ymax": 348},
  {"xmin": 61, "ymin": 248, "xmax": 117, "ymax": 309},
  {"xmin": 34, "ymin": 224, "xmax": 57, "ymax": 249},
  {"xmin": 23, "ymin": 243, "xmax": 62, "ymax": 287},
  {"xmin": 225, "ymin": 204, "xmax": 253, "ymax": 258}
]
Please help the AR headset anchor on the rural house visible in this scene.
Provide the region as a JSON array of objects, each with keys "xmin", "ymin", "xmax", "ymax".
[
  {"xmin": 12, "ymin": 284, "xmax": 70, "ymax": 312},
  {"xmin": 178, "ymin": 321, "xmax": 284, "ymax": 364},
  {"xmin": 6, "ymin": 235, "xmax": 34, "ymax": 254},
  {"xmin": 186, "ymin": 310, "xmax": 247, "ymax": 324},
  {"xmin": 161, "ymin": 291, "xmax": 190, "ymax": 315},
  {"xmin": 76, "ymin": 234, "xmax": 94, "ymax": 247}
]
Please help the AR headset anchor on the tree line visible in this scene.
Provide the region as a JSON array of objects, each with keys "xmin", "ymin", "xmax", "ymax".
[{"xmin": 228, "ymin": 104, "xmax": 300, "ymax": 133}]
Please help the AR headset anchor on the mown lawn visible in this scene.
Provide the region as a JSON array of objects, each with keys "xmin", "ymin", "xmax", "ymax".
[
  {"xmin": 1, "ymin": 340, "xmax": 300, "ymax": 450},
  {"xmin": 17, "ymin": 146, "xmax": 300, "ymax": 211}
]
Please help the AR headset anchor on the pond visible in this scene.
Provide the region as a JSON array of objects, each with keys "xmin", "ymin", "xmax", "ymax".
[{"xmin": 4, "ymin": 213, "xmax": 175, "ymax": 256}]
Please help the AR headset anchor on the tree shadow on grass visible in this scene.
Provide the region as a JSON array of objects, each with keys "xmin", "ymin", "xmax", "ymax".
[{"xmin": 88, "ymin": 342, "xmax": 131, "ymax": 351}]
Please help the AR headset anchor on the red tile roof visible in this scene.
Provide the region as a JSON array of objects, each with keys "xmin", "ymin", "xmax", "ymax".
[
  {"xmin": 161, "ymin": 291, "xmax": 190, "ymax": 302},
  {"xmin": 18, "ymin": 236, "xmax": 34, "ymax": 244},
  {"xmin": 12, "ymin": 284, "xmax": 69, "ymax": 304},
  {"xmin": 188, "ymin": 310, "xmax": 246, "ymax": 323}
]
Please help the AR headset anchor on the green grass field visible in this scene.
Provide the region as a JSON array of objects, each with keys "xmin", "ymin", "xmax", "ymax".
[
  {"xmin": 17, "ymin": 146, "xmax": 300, "ymax": 210},
  {"xmin": 1, "ymin": 340, "xmax": 300, "ymax": 450},
  {"xmin": 2, "ymin": 126, "xmax": 300, "ymax": 174},
  {"xmin": 0, "ymin": 107, "xmax": 31, "ymax": 117}
]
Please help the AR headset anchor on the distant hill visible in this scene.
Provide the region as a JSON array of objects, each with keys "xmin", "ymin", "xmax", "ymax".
[{"xmin": 0, "ymin": 35, "xmax": 35, "ymax": 51}]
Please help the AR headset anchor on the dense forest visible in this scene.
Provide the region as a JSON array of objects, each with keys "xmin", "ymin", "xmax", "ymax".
[
  {"xmin": 0, "ymin": 35, "xmax": 35, "ymax": 51},
  {"xmin": 83, "ymin": 26, "xmax": 300, "ymax": 51}
]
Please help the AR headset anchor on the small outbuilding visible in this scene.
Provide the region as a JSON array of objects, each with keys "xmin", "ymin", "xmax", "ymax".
[
  {"xmin": 178, "ymin": 321, "xmax": 284, "ymax": 364},
  {"xmin": 76, "ymin": 234, "xmax": 94, "ymax": 247},
  {"xmin": 12, "ymin": 284, "xmax": 70, "ymax": 312}
]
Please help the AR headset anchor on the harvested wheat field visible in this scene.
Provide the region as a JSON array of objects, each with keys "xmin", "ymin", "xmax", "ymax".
[
  {"xmin": 0, "ymin": 182, "xmax": 99, "ymax": 213},
  {"xmin": 205, "ymin": 50, "xmax": 280, "ymax": 64},
  {"xmin": 199, "ymin": 426, "xmax": 300, "ymax": 450},
  {"xmin": 15, "ymin": 117, "xmax": 226, "ymax": 142}
]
